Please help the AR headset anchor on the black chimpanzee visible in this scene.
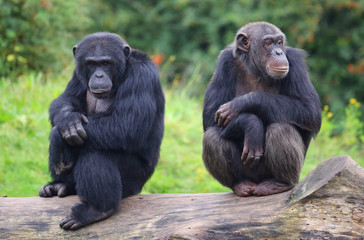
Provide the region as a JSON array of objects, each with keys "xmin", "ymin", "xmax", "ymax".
[
  {"xmin": 202, "ymin": 22, "xmax": 321, "ymax": 197},
  {"xmin": 39, "ymin": 32, "xmax": 165, "ymax": 230}
]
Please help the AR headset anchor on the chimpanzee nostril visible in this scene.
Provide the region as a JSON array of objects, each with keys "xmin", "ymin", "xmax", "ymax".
[
  {"xmin": 95, "ymin": 72, "xmax": 104, "ymax": 78},
  {"xmin": 275, "ymin": 49, "xmax": 283, "ymax": 55}
]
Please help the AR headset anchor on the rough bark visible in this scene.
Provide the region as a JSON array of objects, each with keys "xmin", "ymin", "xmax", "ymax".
[{"xmin": 0, "ymin": 155, "xmax": 363, "ymax": 239}]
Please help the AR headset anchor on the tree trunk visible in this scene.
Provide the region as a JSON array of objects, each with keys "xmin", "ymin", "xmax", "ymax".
[{"xmin": 0, "ymin": 155, "xmax": 363, "ymax": 239}]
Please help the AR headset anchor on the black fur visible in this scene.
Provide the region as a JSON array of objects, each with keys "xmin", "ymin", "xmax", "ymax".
[
  {"xmin": 39, "ymin": 32, "xmax": 165, "ymax": 230},
  {"xmin": 202, "ymin": 22, "xmax": 321, "ymax": 196}
]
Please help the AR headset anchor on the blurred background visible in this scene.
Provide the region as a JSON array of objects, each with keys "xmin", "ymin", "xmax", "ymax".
[{"xmin": 0, "ymin": 0, "xmax": 363, "ymax": 197}]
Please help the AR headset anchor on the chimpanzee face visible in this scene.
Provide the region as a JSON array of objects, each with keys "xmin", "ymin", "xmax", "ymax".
[
  {"xmin": 84, "ymin": 54, "xmax": 114, "ymax": 98},
  {"xmin": 261, "ymin": 34, "xmax": 289, "ymax": 79},
  {"xmin": 235, "ymin": 23, "xmax": 289, "ymax": 80},
  {"xmin": 73, "ymin": 33, "xmax": 131, "ymax": 98}
]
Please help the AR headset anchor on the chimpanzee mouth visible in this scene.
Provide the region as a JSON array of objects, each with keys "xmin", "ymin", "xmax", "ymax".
[
  {"xmin": 271, "ymin": 67, "xmax": 289, "ymax": 73},
  {"xmin": 90, "ymin": 89, "xmax": 111, "ymax": 98},
  {"xmin": 267, "ymin": 65, "xmax": 289, "ymax": 79}
]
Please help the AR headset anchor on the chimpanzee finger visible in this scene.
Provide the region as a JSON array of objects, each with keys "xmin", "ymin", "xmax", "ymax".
[
  {"xmin": 241, "ymin": 147, "xmax": 249, "ymax": 163},
  {"xmin": 215, "ymin": 110, "xmax": 223, "ymax": 123},
  {"xmin": 245, "ymin": 154, "xmax": 255, "ymax": 167},
  {"xmin": 249, "ymin": 156, "xmax": 261, "ymax": 168},
  {"xmin": 61, "ymin": 129, "xmax": 71, "ymax": 143},
  {"xmin": 75, "ymin": 121, "xmax": 88, "ymax": 140},
  {"xmin": 223, "ymin": 115, "xmax": 232, "ymax": 126},
  {"xmin": 218, "ymin": 114, "xmax": 226, "ymax": 126},
  {"xmin": 81, "ymin": 114, "xmax": 89, "ymax": 124},
  {"xmin": 61, "ymin": 129, "xmax": 69, "ymax": 140},
  {"xmin": 69, "ymin": 125, "xmax": 84, "ymax": 145},
  {"xmin": 63, "ymin": 129, "xmax": 76, "ymax": 146},
  {"xmin": 214, "ymin": 112, "xmax": 220, "ymax": 123},
  {"xmin": 215, "ymin": 106, "xmax": 229, "ymax": 123}
]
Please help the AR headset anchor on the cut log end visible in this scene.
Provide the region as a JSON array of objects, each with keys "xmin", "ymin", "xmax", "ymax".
[{"xmin": 0, "ymin": 155, "xmax": 363, "ymax": 239}]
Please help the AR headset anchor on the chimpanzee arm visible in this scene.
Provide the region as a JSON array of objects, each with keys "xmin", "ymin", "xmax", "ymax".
[
  {"xmin": 216, "ymin": 48, "xmax": 321, "ymax": 136},
  {"xmin": 203, "ymin": 49, "xmax": 237, "ymax": 131},
  {"xmin": 84, "ymin": 60, "xmax": 165, "ymax": 152},
  {"xmin": 50, "ymin": 76, "xmax": 87, "ymax": 125},
  {"xmin": 49, "ymin": 76, "xmax": 88, "ymax": 145}
]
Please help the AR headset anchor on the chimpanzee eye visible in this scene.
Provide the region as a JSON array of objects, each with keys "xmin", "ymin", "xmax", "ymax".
[
  {"xmin": 102, "ymin": 61, "xmax": 110, "ymax": 66},
  {"xmin": 265, "ymin": 39, "xmax": 272, "ymax": 47},
  {"xmin": 277, "ymin": 40, "xmax": 283, "ymax": 45},
  {"xmin": 86, "ymin": 61, "xmax": 95, "ymax": 67}
]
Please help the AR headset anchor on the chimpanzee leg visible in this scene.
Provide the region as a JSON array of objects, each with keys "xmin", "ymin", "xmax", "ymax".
[
  {"xmin": 118, "ymin": 153, "xmax": 156, "ymax": 199},
  {"xmin": 253, "ymin": 123, "xmax": 305, "ymax": 196},
  {"xmin": 60, "ymin": 149, "xmax": 121, "ymax": 230},
  {"xmin": 202, "ymin": 114, "xmax": 266, "ymax": 197},
  {"xmin": 39, "ymin": 127, "xmax": 76, "ymax": 198},
  {"xmin": 203, "ymin": 127, "xmax": 241, "ymax": 188}
]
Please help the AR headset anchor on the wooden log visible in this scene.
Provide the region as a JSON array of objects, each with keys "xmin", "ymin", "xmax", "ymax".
[{"xmin": 0, "ymin": 155, "xmax": 363, "ymax": 239}]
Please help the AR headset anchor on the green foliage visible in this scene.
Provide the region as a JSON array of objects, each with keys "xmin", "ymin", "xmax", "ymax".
[
  {"xmin": 305, "ymin": 1, "xmax": 364, "ymax": 113},
  {"xmin": 2, "ymin": 0, "xmax": 364, "ymax": 111},
  {"xmin": 0, "ymin": 0, "xmax": 90, "ymax": 77},
  {"xmin": 304, "ymin": 99, "xmax": 364, "ymax": 176},
  {"xmin": 1, "ymin": 73, "xmax": 363, "ymax": 197}
]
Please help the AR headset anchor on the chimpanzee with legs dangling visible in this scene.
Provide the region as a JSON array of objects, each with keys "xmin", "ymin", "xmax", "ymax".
[{"xmin": 39, "ymin": 32, "xmax": 165, "ymax": 230}]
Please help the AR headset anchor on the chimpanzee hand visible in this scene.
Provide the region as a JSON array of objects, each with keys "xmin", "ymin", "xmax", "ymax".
[
  {"xmin": 241, "ymin": 131, "xmax": 264, "ymax": 168},
  {"xmin": 215, "ymin": 101, "xmax": 239, "ymax": 126},
  {"xmin": 58, "ymin": 113, "xmax": 89, "ymax": 146},
  {"xmin": 242, "ymin": 141, "xmax": 264, "ymax": 168}
]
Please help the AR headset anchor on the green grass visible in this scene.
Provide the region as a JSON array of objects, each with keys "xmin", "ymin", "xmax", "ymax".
[{"xmin": 0, "ymin": 73, "xmax": 363, "ymax": 197}]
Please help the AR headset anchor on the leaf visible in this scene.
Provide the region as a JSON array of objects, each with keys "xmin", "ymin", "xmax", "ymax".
[{"xmin": 6, "ymin": 54, "xmax": 15, "ymax": 62}]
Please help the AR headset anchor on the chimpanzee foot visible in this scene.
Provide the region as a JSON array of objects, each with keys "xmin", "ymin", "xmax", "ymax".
[
  {"xmin": 60, "ymin": 202, "xmax": 115, "ymax": 230},
  {"xmin": 253, "ymin": 179, "xmax": 294, "ymax": 196},
  {"xmin": 39, "ymin": 182, "xmax": 70, "ymax": 198},
  {"xmin": 233, "ymin": 180, "xmax": 257, "ymax": 197}
]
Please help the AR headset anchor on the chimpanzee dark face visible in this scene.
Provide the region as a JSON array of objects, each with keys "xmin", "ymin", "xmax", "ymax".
[
  {"xmin": 235, "ymin": 24, "xmax": 289, "ymax": 80},
  {"xmin": 85, "ymin": 55, "xmax": 114, "ymax": 98},
  {"xmin": 73, "ymin": 33, "xmax": 131, "ymax": 98}
]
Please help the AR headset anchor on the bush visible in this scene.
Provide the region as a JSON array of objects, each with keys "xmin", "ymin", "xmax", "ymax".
[
  {"xmin": 0, "ymin": 0, "xmax": 90, "ymax": 77},
  {"xmin": 304, "ymin": 98, "xmax": 364, "ymax": 176},
  {"xmin": 2, "ymin": 0, "xmax": 364, "ymax": 111}
]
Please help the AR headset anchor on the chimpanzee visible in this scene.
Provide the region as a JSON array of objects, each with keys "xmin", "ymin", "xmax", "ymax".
[
  {"xmin": 39, "ymin": 32, "xmax": 165, "ymax": 230},
  {"xmin": 202, "ymin": 22, "xmax": 321, "ymax": 197}
]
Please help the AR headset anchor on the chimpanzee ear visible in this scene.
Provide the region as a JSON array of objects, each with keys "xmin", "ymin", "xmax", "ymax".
[
  {"xmin": 123, "ymin": 45, "xmax": 131, "ymax": 60},
  {"xmin": 236, "ymin": 33, "xmax": 250, "ymax": 53},
  {"xmin": 72, "ymin": 45, "xmax": 78, "ymax": 58}
]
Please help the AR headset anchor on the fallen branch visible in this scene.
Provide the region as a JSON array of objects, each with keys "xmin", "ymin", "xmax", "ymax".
[{"xmin": 0, "ymin": 155, "xmax": 363, "ymax": 239}]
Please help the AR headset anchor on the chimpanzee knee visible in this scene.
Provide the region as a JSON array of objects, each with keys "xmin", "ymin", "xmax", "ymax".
[
  {"xmin": 203, "ymin": 128, "xmax": 242, "ymax": 188},
  {"xmin": 119, "ymin": 153, "xmax": 156, "ymax": 198},
  {"xmin": 73, "ymin": 150, "xmax": 122, "ymax": 211},
  {"xmin": 49, "ymin": 126, "xmax": 78, "ymax": 178},
  {"xmin": 264, "ymin": 123, "xmax": 305, "ymax": 185}
]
